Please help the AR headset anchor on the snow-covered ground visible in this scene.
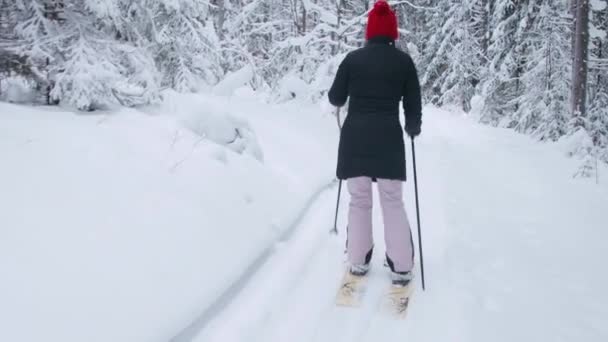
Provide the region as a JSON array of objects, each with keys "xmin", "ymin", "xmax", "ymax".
[
  {"xmin": 0, "ymin": 92, "xmax": 338, "ymax": 342},
  {"xmin": 188, "ymin": 106, "xmax": 608, "ymax": 342},
  {"xmin": 1, "ymin": 94, "xmax": 607, "ymax": 342}
]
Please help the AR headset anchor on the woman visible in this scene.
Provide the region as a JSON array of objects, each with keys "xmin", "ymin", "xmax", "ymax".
[{"xmin": 328, "ymin": 0, "xmax": 422, "ymax": 286}]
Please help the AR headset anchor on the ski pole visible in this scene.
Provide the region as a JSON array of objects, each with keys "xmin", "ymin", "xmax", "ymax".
[
  {"xmin": 331, "ymin": 180, "xmax": 342, "ymax": 235},
  {"xmin": 331, "ymin": 107, "xmax": 343, "ymax": 235},
  {"xmin": 411, "ymin": 138, "xmax": 426, "ymax": 290}
]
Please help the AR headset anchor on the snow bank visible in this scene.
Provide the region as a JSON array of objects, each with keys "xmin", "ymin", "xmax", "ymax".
[
  {"xmin": 0, "ymin": 90, "xmax": 338, "ymax": 342},
  {"xmin": 159, "ymin": 90, "xmax": 264, "ymax": 161}
]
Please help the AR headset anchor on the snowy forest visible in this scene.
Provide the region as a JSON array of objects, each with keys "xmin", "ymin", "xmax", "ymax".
[
  {"xmin": 0, "ymin": 0, "xmax": 607, "ymax": 168},
  {"xmin": 3, "ymin": 2, "xmax": 608, "ymax": 341}
]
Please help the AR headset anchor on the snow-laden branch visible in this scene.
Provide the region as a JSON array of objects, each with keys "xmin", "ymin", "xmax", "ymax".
[{"xmin": 389, "ymin": 0, "xmax": 439, "ymax": 11}]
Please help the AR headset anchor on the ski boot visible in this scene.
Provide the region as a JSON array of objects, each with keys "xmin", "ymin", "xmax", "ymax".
[{"xmin": 390, "ymin": 271, "xmax": 413, "ymax": 287}]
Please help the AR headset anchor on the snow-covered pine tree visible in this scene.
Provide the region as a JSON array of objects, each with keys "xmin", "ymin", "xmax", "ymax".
[
  {"xmin": 418, "ymin": 0, "xmax": 450, "ymax": 105},
  {"xmin": 512, "ymin": 0, "xmax": 572, "ymax": 141},
  {"xmin": 149, "ymin": 0, "xmax": 222, "ymax": 92},
  {"xmin": 396, "ymin": 0, "xmax": 440, "ymax": 75},
  {"xmin": 45, "ymin": 0, "xmax": 163, "ymax": 110},
  {"xmin": 0, "ymin": 0, "xmax": 18, "ymax": 59},
  {"xmin": 330, "ymin": 0, "xmax": 347, "ymax": 56},
  {"xmin": 276, "ymin": 0, "xmax": 339, "ymax": 84},
  {"xmin": 218, "ymin": 0, "xmax": 284, "ymax": 87},
  {"xmin": 443, "ymin": 0, "xmax": 485, "ymax": 112},
  {"xmin": 587, "ymin": 0, "xmax": 608, "ymax": 163},
  {"xmin": 337, "ymin": 0, "xmax": 370, "ymax": 49},
  {"xmin": 587, "ymin": 90, "xmax": 608, "ymax": 163},
  {"xmin": 418, "ymin": 0, "xmax": 487, "ymax": 112},
  {"xmin": 474, "ymin": 0, "xmax": 492, "ymax": 54},
  {"xmin": 480, "ymin": 0, "xmax": 528, "ymax": 126},
  {"xmin": 589, "ymin": 0, "xmax": 608, "ymax": 102},
  {"xmin": 10, "ymin": 0, "xmax": 67, "ymax": 102},
  {"xmin": 4, "ymin": 0, "xmax": 224, "ymax": 109},
  {"xmin": 0, "ymin": 0, "xmax": 20, "ymax": 81}
]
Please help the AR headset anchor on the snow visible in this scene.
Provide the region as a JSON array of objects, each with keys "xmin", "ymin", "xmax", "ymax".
[
  {"xmin": 0, "ymin": 93, "xmax": 338, "ymax": 342},
  {"xmin": 275, "ymin": 75, "xmax": 311, "ymax": 102},
  {"xmin": 211, "ymin": 66, "xmax": 255, "ymax": 97},
  {"xmin": 557, "ymin": 127, "xmax": 595, "ymax": 158},
  {"xmin": 591, "ymin": 0, "xmax": 607, "ymax": 11},
  {"xmin": 186, "ymin": 107, "xmax": 608, "ymax": 342},
  {"xmin": 590, "ymin": 23, "xmax": 607, "ymax": 39},
  {"xmin": 1, "ymin": 96, "xmax": 608, "ymax": 342},
  {"xmin": 160, "ymin": 90, "xmax": 264, "ymax": 161},
  {"xmin": 0, "ymin": 76, "xmax": 37, "ymax": 104}
]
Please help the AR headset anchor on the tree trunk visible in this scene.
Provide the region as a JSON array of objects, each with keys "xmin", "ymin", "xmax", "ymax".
[
  {"xmin": 216, "ymin": 0, "xmax": 226, "ymax": 40},
  {"xmin": 482, "ymin": 0, "xmax": 491, "ymax": 54},
  {"xmin": 333, "ymin": 0, "xmax": 343, "ymax": 55},
  {"xmin": 598, "ymin": 40, "xmax": 602, "ymax": 88},
  {"xmin": 571, "ymin": 0, "xmax": 577, "ymax": 57},
  {"xmin": 302, "ymin": 0, "xmax": 306, "ymax": 34},
  {"xmin": 572, "ymin": 0, "xmax": 590, "ymax": 117},
  {"xmin": 290, "ymin": 0, "xmax": 299, "ymax": 34}
]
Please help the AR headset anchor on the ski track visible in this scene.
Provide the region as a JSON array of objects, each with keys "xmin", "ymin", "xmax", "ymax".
[
  {"xmin": 170, "ymin": 180, "xmax": 336, "ymax": 342},
  {"xmin": 188, "ymin": 107, "xmax": 608, "ymax": 342},
  {"xmin": 192, "ymin": 186, "xmax": 413, "ymax": 342},
  {"xmin": 189, "ymin": 108, "xmax": 458, "ymax": 342}
]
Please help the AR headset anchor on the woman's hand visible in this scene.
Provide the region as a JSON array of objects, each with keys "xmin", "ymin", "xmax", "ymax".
[{"xmin": 405, "ymin": 122, "xmax": 421, "ymax": 138}]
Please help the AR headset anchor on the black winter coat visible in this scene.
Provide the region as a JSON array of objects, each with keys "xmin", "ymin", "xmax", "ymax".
[{"xmin": 328, "ymin": 36, "xmax": 422, "ymax": 181}]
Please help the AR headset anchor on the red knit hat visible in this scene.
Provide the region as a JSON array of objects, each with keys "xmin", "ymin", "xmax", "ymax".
[{"xmin": 365, "ymin": 1, "xmax": 399, "ymax": 41}]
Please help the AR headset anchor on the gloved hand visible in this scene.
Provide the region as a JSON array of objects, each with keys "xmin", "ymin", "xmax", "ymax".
[{"xmin": 405, "ymin": 122, "xmax": 421, "ymax": 138}]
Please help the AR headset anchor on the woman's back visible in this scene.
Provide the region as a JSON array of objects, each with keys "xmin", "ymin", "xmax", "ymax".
[
  {"xmin": 328, "ymin": 37, "xmax": 421, "ymax": 122},
  {"xmin": 328, "ymin": 35, "xmax": 422, "ymax": 181}
]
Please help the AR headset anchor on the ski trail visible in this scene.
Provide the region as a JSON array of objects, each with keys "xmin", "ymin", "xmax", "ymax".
[
  {"xmin": 188, "ymin": 121, "xmax": 455, "ymax": 341},
  {"xmin": 191, "ymin": 189, "xmax": 344, "ymax": 342},
  {"xmin": 185, "ymin": 109, "xmax": 457, "ymax": 342},
  {"xmin": 189, "ymin": 182, "xmax": 402, "ymax": 342},
  {"xmin": 170, "ymin": 181, "xmax": 336, "ymax": 342},
  {"xmin": 182, "ymin": 107, "xmax": 608, "ymax": 342},
  {"xmin": 192, "ymin": 184, "xmax": 399, "ymax": 342}
]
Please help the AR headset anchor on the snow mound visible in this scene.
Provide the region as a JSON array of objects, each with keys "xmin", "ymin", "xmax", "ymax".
[
  {"xmin": 159, "ymin": 90, "xmax": 264, "ymax": 162},
  {"xmin": 275, "ymin": 75, "xmax": 310, "ymax": 102},
  {"xmin": 469, "ymin": 94, "xmax": 485, "ymax": 118},
  {"xmin": 557, "ymin": 128, "xmax": 594, "ymax": 158},
  {"xmin": 212, "ymin": 66, "xmax": 254, "ymax": 97},
  {"xmin": 182, "ymin": 108, "xmax": 264, "ymax": 162}
]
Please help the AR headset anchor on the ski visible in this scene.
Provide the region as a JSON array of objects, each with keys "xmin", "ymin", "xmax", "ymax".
[
  {"xmin": 335, "ymin": 270, "xmax": 368, "ymax": 307},
  {"xmin": 380, "ymin": 282, "xmax": 414, "ymax": 319}
]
